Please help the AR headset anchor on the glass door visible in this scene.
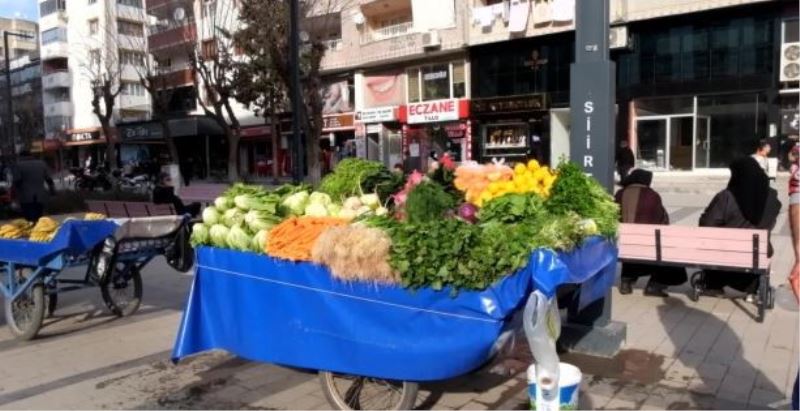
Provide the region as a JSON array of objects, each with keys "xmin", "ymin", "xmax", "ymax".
[
  {"xmin": 694, "ymin": 116, "xmax": 711, "ymax": 168},
  {"xmin": 636, "ymin": 118, "xmax": 668, "ymax": 170},
  {"xmin": 669, "ymin": 117, "xmax": 693, "ymax": 170}
]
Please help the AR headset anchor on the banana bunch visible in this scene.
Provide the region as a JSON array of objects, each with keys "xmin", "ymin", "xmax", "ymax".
[
  {"xmin": 0, "ymin": 219, "xmax": 33, "ymax": 239},
  {"xmin": 84, "ymin": 212, "xmax": 106, "ymax": 220},
  {"xmin": 29, "ymin": 217, "xmax": 59, "ymax": 243}
]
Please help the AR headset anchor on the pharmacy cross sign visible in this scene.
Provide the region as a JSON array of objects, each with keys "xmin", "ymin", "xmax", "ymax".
[{"xmin": 523, "ymin": 50, "xmax": 548, "ymax": 72}]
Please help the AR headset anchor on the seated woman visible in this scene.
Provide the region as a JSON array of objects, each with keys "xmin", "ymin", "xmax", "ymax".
[
  {"xmin": 698, "ymin": 157, "xmax": 781, "ymax": 297},
  {"xmin": 151, "ymin": 173, "xmax": 201, "ymax": 218},
  {"xmin": 616, "ymin": 169, "xmax": 687, "ymax": 297}
]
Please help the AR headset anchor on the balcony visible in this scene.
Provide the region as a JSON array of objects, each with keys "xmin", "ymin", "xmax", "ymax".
[
  {"xmin": 119, "ymin": 94, "xmax": 150, "ymax": 110},
  {"xmin": 156, "ymin": 67, "xmax": 194, "ymax": 89},
  {"xmin": 44, "ymin": 101, "xmax": 73, "ymax": 117},
  {"xmin": 322, "ymin": 38, "xmax": 343, "ymax": 51},
  {"xmin": 360, "ymin": 21, "xmax": 414, "ymax": 44},
  {"xmin": 149, "ymin": 23, "xmax": 197, "ymax": 52},
  {"xmin": 42, "ymin": 71, "xmax": 71, "ymax": 89},
  {"xmin": 41, "ymin": 42, "xmax": 69, "ymax": 60}
]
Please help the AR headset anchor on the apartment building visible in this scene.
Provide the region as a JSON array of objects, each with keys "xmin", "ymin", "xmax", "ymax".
[
  {"xmin": 320, "ymin": 0, "xmax": 799, "ymax": 174},
  {"xmin": 0, "ymin": 54, "xmax": 45, "ymax": 157},
  {"xmin": 38, "ymin": 0, "xmax": 150, "ymax": 169},
  {"xmin": 0, "ymin": 18, "xmax": 39, "ymax": 65}
]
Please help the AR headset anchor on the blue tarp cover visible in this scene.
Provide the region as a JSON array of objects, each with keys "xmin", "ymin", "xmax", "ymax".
[
  {"xmin": 0, "ymin": 220, "xmax": 118, "ymax": 266},
  {"xmin": 172, "ymin": 236, "xmax": 618, "ymax": 381}
]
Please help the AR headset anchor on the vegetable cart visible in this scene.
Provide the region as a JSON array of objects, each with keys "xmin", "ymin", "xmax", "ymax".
[
  {"xmin": 172, "ymin": 237, "xmax": 618, "ymax": 410},
  {"xmin": 0, "ymin": 216, "xmax": 194, "ymax": 341}
]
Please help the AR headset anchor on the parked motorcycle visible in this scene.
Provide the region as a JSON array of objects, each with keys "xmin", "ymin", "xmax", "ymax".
[{"xmin": 71, "ymin": 167, "xmax": 113, "ymax": 191}]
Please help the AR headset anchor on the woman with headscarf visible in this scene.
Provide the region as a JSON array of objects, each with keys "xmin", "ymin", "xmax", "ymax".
[
  {"xmin": 616, "ymin": 169, "xmax": 687, "ymax": 297},
  {"xmin": 698, "ymin": 157, "xmax": 782, "ymax": 296}
]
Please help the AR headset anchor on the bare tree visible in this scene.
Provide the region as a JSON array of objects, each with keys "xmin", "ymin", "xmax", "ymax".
[
  {"xmin": 78, "ymin": 2, "xmax": 150, "ymax": 170},
  {"xmin": 189, "ymin": 0, "xmax": 243, "ymax": 181},
  {"xmin": 134, "ymin": 55, "xmax": 180, "ymax": 163}
]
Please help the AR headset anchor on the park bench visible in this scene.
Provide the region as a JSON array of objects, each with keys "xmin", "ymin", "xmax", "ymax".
[
  {"xmin": 618, "ymin": 223, "xmax": 773, "ymax": 322},
  {"xmin": 177, "ymin": 184, "xmax": 227, "ymax": 205},
  {"xmin": 86, "ymin": 200, "xmax": 176, "ymax": 218}
]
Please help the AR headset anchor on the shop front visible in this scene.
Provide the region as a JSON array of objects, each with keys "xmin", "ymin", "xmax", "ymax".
[
  {"xmin": 354, "ymin": 106, "xmax": 404, "ymax": 168},
  {"xmin": 62, "ymin": 128, "xmax": 107, "ymax": 170},
  {"xmin": 323, "ymin": 112, "xmax": 355, "ymax": 173},
  {"xmin": 470, "ymin": 94, "xmax": 550, "ymax": 165},
  {"xmin": 117, "ymin": 121, "xmax": 169, "ymax": 169},
  {"xmin": 238, "ymin": 125, "xmax": 273, "ymax": 178},
  {"xmin": 403, "ymin": 98, "xmax": 471, "ymax": 172}
]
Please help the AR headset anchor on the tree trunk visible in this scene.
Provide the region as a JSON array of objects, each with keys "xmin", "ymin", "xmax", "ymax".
[
  {"xmin": 163, "ymin": 120, "xmax": 179, "ymax": 164},
  {"xmin": 306, "ymin": 137, "xmax": 321, "ymax": 185},
  {"xmin": 269, "ymin": 107, "xmax": 280, "ymax": 183},
  {"xmin": 102, "ymin": 122, "xmax": 117, "ymax": 170},
  {"xmin": 227, "ymin": 132, "xmax": 240, "ymax": 182}
]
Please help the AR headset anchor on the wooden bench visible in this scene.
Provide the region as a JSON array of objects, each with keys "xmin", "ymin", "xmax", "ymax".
[
  {"xmin": 177, "ymin": 184, "xmax": 227, "ymax": 205},
  {"xmin": 86, "ymin": 200, "xmax": 176, "ymax": 218},
  {"xmin": 618, "ymin": 223, "xmax": 773, "ymax": 322}
]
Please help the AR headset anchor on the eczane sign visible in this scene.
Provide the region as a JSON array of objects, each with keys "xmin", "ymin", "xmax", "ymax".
[{"xmin": 407, "ymin": 99, "xmax": 460, "ymax": 124}]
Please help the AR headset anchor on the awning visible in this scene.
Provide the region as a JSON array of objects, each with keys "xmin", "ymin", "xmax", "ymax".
[{"xmin": 117, "ymin": 116, "xmax": 226, "ymax": 143}]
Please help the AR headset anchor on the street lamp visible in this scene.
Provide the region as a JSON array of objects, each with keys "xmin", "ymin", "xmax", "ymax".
[
  {"xmin": 3, "ymin": 30, "xmax": 34, "ymax": 156},
  {"xmin": 288, "ymin": 0, "xmax": 303, "ymax": 183}
]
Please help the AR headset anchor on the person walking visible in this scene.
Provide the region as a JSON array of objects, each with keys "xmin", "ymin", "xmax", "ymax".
[
  {"xmin": 698, "ymin": 157, "xmax": 781, "ymax": 297},
  {"xmin": 786, "ymin": 144, "xmax": 799, "ymax": 411},
  {"xmin": 615, "ymin": 169, "xmax": 687, "ymax": 296},
  {"xmin": 12, "ymin": 150, "xmax": 56, "ymax": 222},
  {"xmin": 151, "ymin": 173, "xmax": 201, "ymax": 218},
  {"xmin": 615, "ymin": 140, "xmax": 635, "ymax": 182},
  {"xmin": 751, "ymin": 138, "xmax": 771, "ymax": 174}
]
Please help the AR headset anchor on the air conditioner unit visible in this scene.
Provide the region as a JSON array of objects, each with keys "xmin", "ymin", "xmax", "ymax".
[
  {"xmin": 780, "ymin": 42, "xmax": 800, "ymax": 82},
  {"xmin": 609, "ymin": 26, "xmax": 629, "ymax": 50},
  {"xmin": 422, "ymin": 30, "xmax": 440, "ymax": 49}
]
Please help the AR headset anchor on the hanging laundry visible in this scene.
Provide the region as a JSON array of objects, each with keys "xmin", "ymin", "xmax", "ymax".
[
  {"xmin": 509, "ymin": 0, "xmax": 531, "ymax": 33},
  {"xmin": 551, "ymin": 0, "xmax": 575, "ymax": 22}
]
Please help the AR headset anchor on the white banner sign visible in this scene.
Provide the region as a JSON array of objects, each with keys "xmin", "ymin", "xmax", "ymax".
[
  {"xmin": 407, "ymin": 99, "xmax": 459, "ymax": 124},
  {"xmin": 355, "ymin": 107, "xmax": 396, "ymax": 123}
]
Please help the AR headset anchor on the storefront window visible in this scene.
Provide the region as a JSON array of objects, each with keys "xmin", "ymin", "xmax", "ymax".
[
  {"xmin": 698, "ymin": 92, "xmax": 767, "ymax": 168},
  {"xmin": 407, "ymin": 61, "xmax": 466, "ymax": 103}
]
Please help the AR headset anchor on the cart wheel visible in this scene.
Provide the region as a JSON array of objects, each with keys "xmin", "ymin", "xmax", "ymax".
[
  {"xmin": 318, "ymin": 371, "xmax": 418, "ymax": 410},
  {"xmin": 689, "ymin": 272, "xmax": 702, "ymax": 303},
  {"xmin": 766, "ymin": 286, "xmax": 775, "ymax": 310},
  {"xmin": 100, "ymin": 263, "xmax": 142, "ymax": 317},
  {"xmin": 4, "ymin": 268, "xmax": 45, "ymax": 341}
]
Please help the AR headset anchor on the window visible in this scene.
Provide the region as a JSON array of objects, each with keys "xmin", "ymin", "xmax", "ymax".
[
  {"xmin": 89, "ymin": 49, "xmax": 102, "ymax": 67},
  {"xmin": 41, "ymin": 27, "xmax": 68, "ymax": 45},
  {"xmin": 121, "ymin": 81, "xmax": 145, "ymax": 96},
  {"xmin": 119, "ymin": 49, "xmax": 145, "ymax": 66},
  {"xmin": 89, "ymin": 0, "xmax": 97, "ymax": 4},
  {"xmin": 407, "ymin": 61, "xmax": 467, "ymax": 103},
  {"xmin": 117, "ymin": 20, "xmax": 144, "ymax": 37},
  {"xmin": 39, "ymin": 0, "xmax": 66, "ymax": 17},
  {"xmin": 117, "ymin": 0, "xmax": 143, "ymax": 8},
  {"xmin": 202, "ymin": 39, "xmax": 217, "ymax": 59},
  {"xmin": 89, "ymin": 19, "xmax": 99, "ymax": 35}
]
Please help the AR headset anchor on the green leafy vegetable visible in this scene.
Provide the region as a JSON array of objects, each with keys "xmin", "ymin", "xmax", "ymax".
[
  {"xmin": 404, "ymin": 181, "xmax": 457, "ymax": 224},
  {"xmin": 478, "ymin": 193, "xmax": 545, "ymax": 224},
  {"xmin": 546, "ymin": 161, "xmax": 619, "ymax": 237}
]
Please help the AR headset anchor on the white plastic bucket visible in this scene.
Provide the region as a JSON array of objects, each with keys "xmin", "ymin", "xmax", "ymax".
[{"xmin": 527, "ymin": 363, "xmax": 582, "ymax": 410}]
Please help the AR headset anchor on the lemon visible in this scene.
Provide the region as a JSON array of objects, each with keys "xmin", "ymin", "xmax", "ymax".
[
  {"xmin": 527, "ymin": 159, "xmax": 540, "ymax": 171},
  {"xmin": 514, "ymin": 163, "xmax": 527, "ymax": 175}
]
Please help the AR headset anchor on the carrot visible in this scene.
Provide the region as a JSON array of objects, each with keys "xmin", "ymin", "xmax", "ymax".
[{"xmin": 266, "ymin": 216, "xmax": 349, "ymax": 261}]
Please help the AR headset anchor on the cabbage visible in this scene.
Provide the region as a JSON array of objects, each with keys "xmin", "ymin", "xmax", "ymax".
[
  {"xmin": 223, "ymin": 208, "xmax": 245, "ymax": 227},
  {"xmin": 308, "ymin": 192, "xmax": 332, "ymax": 207},
  {"xmin": 245, "ymin": 210, "xmax": 278, "ymax": 232},
  {"xmin": 226, "ymin": 225, "xmax": 252, "ymax": 251},
  {"xmin": 281, "ymin": 191, "xmax": 309, "ymax": 216},
  {"xmin": 252, "ymin": 229, "xmax": 269, "ymax": 253},
  {"xmin": 214, "ymin": 196, "xmax": 234, "ymax": 212},
  {"xmin": 326, "ymin": 203, "xmax": 342, "ymax": 217},
  {"xmin": 374, "ymin": 206, "xmax": 388, "ymax": 216},
  {"xmin": 234, "ymin": 194, "xmax": 257, "ymax": 211},
  {"xmin": 209, "ymin": 224, "xmax": 230, "ymax": 247},
  {"xmin": 359, "ymin": 193, "xmax": 380, "ymax": 209},
  {"xmin": 304, "ymin": 203, "xmax": 329, "ymax": 217},
  {"xmin": 202, "ymin": 206, "xmax": 221, "ymax": 225},
  {"xmin": 343, "ymin": 196, "xmax": 362, "ymax": 211},
  {"xmin": 190, "ymin": 223, "xmax": 209, "ymax": 246}
]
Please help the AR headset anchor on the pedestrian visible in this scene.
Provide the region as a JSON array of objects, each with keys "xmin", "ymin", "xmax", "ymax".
[
  {"xmin": 151, "ymin": 173, "xmax": 201, "ymax": 218},
  {"xmin": 615, "ymin": 169, "xmax": 687, "ymax": 297},
  {"xmin": 615, "ymin": 140, "xmax": 635, "ymax": 182},
  {"xmin": 180, "ymin": 157, "xmax": 194, "ymax": 187},
  {"xmin": 12, "ymin": 150, "xmax": 56, "ymax": 222},
  {"xmin": 697, "ymin": 157, "xmax": 781, "ymax": 297},
  {"xmin": 787, "ymin": 144, "xmax": 799, "ymax": 411},
  {"xmin": 751, "ymin": 138, "xmax": 771, "ymax": 174}
]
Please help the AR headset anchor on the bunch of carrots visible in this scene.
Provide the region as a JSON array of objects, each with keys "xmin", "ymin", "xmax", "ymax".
[{"xmin": 266, "ymin": 216, "xmax": 349, "ymax": 261}]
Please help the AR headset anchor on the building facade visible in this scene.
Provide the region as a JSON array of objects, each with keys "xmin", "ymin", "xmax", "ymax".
[
  {"xmin": 38, "ymin": 0, "xmax": 151, "ymax": 169},
  {"xmin": 0, "ymin": 54, "xmax": 45, "ymax": 157},
  {"xmin": 0, "ymin": 17, "xmax": 39, "ymax": 65}
]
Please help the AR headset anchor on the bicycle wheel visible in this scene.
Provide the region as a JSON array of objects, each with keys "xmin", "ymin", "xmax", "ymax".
[
  {"xmin": 4, "ymin": 268, "xmax": 45, "ymax": 341},
  {"xmin": 318, "ymin": 371, "xmax": 418, "ymax": 410},
  {"xmin": 100, "ymin": 262, "xmax": 142, "ymax": 317}
]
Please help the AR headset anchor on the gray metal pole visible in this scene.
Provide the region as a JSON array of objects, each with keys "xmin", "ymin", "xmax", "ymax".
[
  {"xmin": 288, "ymin": 0, "xmax": 303, "ymax": 183},
  {"xmin": 3, "ymin": 32, "xmax": 13, "ymax": 156}
]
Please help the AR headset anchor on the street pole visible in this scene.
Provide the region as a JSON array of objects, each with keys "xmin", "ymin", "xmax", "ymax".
[
  {"xmin": 561, "ymin": 0, "xmax": 625, "ymax": 357},
  {"xmin": 3, "ymin": 32, "xmax": 13, "ymax": 156},
  {"xmin": 288, "ymin": 0, "xmax": 303, "ymax": 183}
]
